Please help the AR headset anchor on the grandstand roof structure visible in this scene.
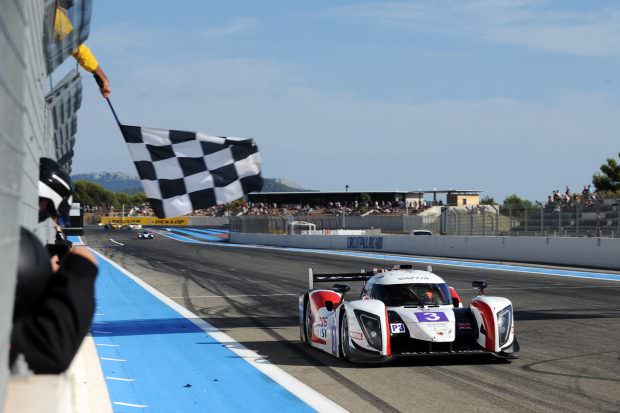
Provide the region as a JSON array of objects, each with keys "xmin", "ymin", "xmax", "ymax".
[{"xmin": 248, "ymin": 189, "xmax": 484, "ymax": 207}]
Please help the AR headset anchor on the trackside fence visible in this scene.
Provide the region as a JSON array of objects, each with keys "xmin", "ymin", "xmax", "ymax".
[{"xmin": 230, "ymin": 199, "xmax": 620, "ymax": 238}]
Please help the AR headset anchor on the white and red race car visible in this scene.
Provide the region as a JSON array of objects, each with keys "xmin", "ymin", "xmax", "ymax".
[
  {"xmin": 299, "ymin": 266, "xmax": 519, "ymax": 363},
  {"xmin": 137, "ymin": 230, "xmax": 154, "ymax": 239}
]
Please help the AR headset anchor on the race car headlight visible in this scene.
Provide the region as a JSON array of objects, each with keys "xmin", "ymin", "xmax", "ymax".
[
  {"xmin": 354, "ymin": 310, "xmax": 382, "ymax": 350},
  {"xmin": 497, "ymin": 305, "xmax": 512, "ymax": 347}
]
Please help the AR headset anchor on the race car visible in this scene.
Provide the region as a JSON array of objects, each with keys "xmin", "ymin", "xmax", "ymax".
[
  {"xmin": 137, "ymin": 230, "xmax": 154, "ymax": 239},
  {"xmin": 299, "ymin": 265, "xmax": 519, "ymax": 363}
]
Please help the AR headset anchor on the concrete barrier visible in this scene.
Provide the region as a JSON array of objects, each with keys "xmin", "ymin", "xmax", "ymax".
[
  {"xmin": 188, "ymin": 216, "xmax": 229, "ymax": 226},
  {"xmin": 229, "ymin": 233, "xmax": 620, "ymax": 270}
]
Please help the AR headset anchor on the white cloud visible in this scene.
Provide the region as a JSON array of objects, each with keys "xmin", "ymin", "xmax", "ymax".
[
  {"xmin": 322, "ymin": 1, "xmax": 620, "ymax": 57},
  {"xmin": 73, "ymin": 53, "xmax": 620, "ymax": 201}
]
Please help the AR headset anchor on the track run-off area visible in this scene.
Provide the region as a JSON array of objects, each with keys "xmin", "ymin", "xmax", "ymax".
[{"xmin": 86, "ymin": 228, "xmax": 620, "ymax": 413}]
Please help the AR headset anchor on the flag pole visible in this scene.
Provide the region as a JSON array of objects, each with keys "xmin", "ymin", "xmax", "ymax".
[{"xmin": 93, "ymin": 73, "xmax": 123, "ymax": 131}]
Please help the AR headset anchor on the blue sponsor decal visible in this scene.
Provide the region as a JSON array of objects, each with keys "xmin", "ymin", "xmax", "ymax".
[
  {"xmin": 347, "ymin": 237, "xmax": 384, "ymax": 250},
  {"xmin": 415, "ymin": 312, "xmax": 448, "ymax": 322}
]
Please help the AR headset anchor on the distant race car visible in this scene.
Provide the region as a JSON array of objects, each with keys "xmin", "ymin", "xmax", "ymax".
[
  {"xmin": 137, "ymin": 230, "xmax": 154, "ymax": 239},
  {"xmin": 299, "ymin": 266, "xmax": 519, "ymax": 363}
]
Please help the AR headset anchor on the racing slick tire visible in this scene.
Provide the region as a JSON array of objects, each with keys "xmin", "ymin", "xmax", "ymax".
[
  {"xmin": 340, "ymin": 311, "xmax": 351, "ymax": 361},
  {"xmin": 303, "ymin": 298, "xmax": 313, "ymax": 346}
]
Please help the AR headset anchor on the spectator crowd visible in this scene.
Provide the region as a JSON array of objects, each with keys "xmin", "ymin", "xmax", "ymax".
[
  {"xmin": 93, "ymin": 199, "xmax": 436, "ymax": 218},
  {"xmin": 545, "ymin": 185, "xmax": 603, "ymax": 209}
]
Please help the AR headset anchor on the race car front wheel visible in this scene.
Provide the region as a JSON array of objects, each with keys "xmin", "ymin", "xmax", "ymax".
[
  {"xmin": 304, "ymin": 300, "xmax": 313, "ymax": 345},
  {"xmin": 340, "ymin": 312, "xmax": 351, "ymax": 360}
]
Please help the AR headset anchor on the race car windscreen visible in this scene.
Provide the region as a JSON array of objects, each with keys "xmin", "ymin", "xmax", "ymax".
[{"xmin": 371, "ymin": 283, "xmax": 452, "ymax": 307}]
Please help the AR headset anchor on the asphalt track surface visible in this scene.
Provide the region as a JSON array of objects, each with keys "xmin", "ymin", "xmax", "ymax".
[{"xmin": 86, "ymin": 228, "xmax": 620, "ymax": 413}]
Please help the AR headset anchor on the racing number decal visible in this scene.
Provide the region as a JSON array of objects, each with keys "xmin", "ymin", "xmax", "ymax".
[
  {"xmin": 390, "ymin": 323, "xmax": 406, "ymax": 333},
  {"xmin": 317, "ymin": 316, "xmax": 328, "ymax": 339},
  {"xmin": 415, "ymin": 312, "xmax": 448, "ymax": 322}
]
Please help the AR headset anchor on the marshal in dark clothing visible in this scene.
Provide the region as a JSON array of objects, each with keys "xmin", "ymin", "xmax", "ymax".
[{"xmin": 10, "ymin": 228, "xmax": 98, "ymax": 374}]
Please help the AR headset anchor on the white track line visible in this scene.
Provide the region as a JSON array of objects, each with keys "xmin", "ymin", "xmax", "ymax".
[
  {"xmin": 90, "ymin": 249, "xmax": 348, "ymax": 413},
  {"xmin": 109, "ymin": 238, "xmax": 125, "ymax": 246},
  {"xmin": 113, "ymin": 401, "xmax": 148, "ymax": 408},
  {"xmin": 106, "ymin": 377, "xmax": 135, "ymax": 382},
  {"xmin": 100, "ymin": 357, "xmax": 127, "ymax": 362},
  {"xmin": 486, "ymin": 285, "xmax": 620, "ymax": 290},
  {"xmin": 168, "ymin": 293, "xmax": 297, "ymax": 299}
]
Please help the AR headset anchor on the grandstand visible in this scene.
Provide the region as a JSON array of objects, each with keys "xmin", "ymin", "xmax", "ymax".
[{"xmin": 248, "ymin": 189, "xmax": 483, "ymax": 209}]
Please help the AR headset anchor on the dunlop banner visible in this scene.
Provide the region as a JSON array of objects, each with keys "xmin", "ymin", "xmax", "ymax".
[{"xmin": 100, "ymin": 216, "xmax": 189, "ymax": 226}]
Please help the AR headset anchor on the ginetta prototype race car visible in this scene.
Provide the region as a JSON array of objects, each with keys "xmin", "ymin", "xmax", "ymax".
[
  {"xmin": 299, "ymin": 266, "xmax": 519, "ymax": 362},
  {"xmin": 137, "ymin": 230, "xmax": 154, "ymax": 239}
]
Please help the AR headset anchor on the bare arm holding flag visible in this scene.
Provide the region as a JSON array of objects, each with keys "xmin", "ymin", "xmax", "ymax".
[
  {"xmin": 72, "ymin": 44, "xmax": 111, "ymax": 97},
  {"xmin": 54, "ymin": 4, "xmax": 111, "ymax": 97}
]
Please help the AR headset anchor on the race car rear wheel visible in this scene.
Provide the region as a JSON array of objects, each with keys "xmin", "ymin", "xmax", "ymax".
[{"xmin": 340, "ymin": 312, "xmax": 351, "ymax": 360}]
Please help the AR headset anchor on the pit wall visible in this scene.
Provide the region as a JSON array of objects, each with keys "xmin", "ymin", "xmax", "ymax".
[
  {"xmin": 0, "ymin": 0, "xmax": 47, "ymax": 408},
  {"xmin": 229, "ymin": 233, "xmax": 620, "ymax": 270}
]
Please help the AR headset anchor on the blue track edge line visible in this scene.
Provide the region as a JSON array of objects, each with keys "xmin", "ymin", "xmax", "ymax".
[
  {"xmin": 165, "ymin": 227, "xmax": 223, "ymax": 241},
  {"xmin": 154, "ymin": 232, "xmax": 620, "ymax": 282}
]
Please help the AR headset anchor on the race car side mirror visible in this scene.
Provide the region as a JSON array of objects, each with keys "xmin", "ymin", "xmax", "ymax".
[
  {"xmin": 452, "ymin": 297, "xmax": 460, "ymax": 308},
  {"xmin": 325, "ymin": 300, "xmax": 334, "ymax": 311}
]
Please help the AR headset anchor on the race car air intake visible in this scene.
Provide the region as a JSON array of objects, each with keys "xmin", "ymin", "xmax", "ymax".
[
  {"xmin": 497, "ymin": 305, "xmax": 513, "ymax": 347},
  {"xmin": 354, "ymin": 310, "xmax": 382, "ymax": 350}
]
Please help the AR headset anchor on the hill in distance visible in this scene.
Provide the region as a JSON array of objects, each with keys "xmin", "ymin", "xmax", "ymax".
[{"xmin": 71, "ymin": 172, "xmax": 312, "ymax": 194}]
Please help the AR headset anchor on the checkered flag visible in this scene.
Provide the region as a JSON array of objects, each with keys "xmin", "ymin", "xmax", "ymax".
[{"xmin": 121, "ymin": 125, "xmax": 262, "ymax": 218}]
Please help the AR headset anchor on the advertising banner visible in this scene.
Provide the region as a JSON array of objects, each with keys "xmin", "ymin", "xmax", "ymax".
[{"xmin": 100, "ymin": 216, "xmax": 189, "ymax": 226}]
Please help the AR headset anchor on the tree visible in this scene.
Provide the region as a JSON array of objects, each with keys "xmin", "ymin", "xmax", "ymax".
[
  {"xmin": 359, "ymin": 193, "xmax": 372, "ymax": 206},
  {"xmin": 73, "ymin": 180, "xmax": 147, "ymax": 209},
  {"xmin": 480, "ymin": 195, "xmax": 496, "ymax": 205},
  {"xmin": 593, "ymin": 152, "xmax": 620, "ymax": 193},
  {"xmin": 131, "ymin": 192, "xmax": 147, "ymax": 206},
  {"xmin": 73, "ymin": 180, "xmax": 113, "ymax": 207},
  {"xmin": 113, "ymin": 192, "xmax": 131, "ymax": 209},
  {"xmin": 502, "ymin": 194, "xmax": 532, "ymax": 210}
]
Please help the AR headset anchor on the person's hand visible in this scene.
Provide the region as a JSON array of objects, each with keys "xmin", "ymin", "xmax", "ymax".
[
  {"xmin": 50, "ymin": 255, "xmax": 61, "ymax": 273},
  {"xmin": 99, "ymin": 76, "xmax": 111, "ymax": 98},
  {"xmin": 69, "ymin": 246, "xmax": 97, "ymax": 266},
  {"xmin": 93, "ymin": 67, "xmax": 111, "ymax": 98}
]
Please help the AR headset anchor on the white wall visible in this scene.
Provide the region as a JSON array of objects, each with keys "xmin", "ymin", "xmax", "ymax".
[{"xmin": 229, "ymin": 233, "xmax": 620, "ymax": 270}]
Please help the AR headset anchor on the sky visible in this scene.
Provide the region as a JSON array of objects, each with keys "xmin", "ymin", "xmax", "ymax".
[{"xmin": 68, "ymin": 0, "xmax": 620, "ymax": 202}]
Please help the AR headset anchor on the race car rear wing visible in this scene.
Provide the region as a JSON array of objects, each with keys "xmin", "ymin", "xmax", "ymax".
[
  {"xmin": 308, "ymin": 268, "xmax": 374, "ymax": 289},
  {"xmin": 308, "ymin": 264, "xmax": 434, "ymax": 289}
]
